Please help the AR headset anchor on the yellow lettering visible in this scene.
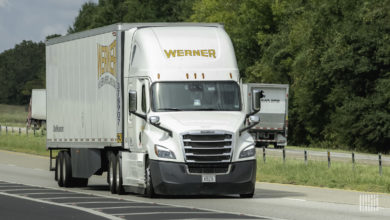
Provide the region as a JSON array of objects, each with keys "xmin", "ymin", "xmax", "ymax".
[
  {"xmin": 164, "ymin": 49, "xmax": 176, "ymax": 58},
  {"xmin": 177, "ymin": 50, "xmax": 184, "ymax": 56},
  {"xmin": 193, "ymin": 50, "xmax": 200, "ymax": 56},
  {"xmin": 208, "ymin": 49, "xmax": 216, "ymax": 58},
  {"xmin": 185, "ymin": 50, "xmax": 192, "ymax": 56},
  {"xmin": 201, "ymin": 50, "xmax": 208, "ymax": 57}
]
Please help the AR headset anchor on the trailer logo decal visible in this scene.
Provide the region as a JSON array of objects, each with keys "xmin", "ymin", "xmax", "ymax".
[
  {"xmin": 53, "ymin": 125, "xmax": 64, "ymax": 132},
  {"xmin": 97, "ymin": 40, "xmax": 117, "ymax": 89},
  {"xmin": 98, "ymin": 40, "xmax": 116, "ymax": 78},
  {"xmin": 164, "ymin": 49, "xmax": 216, "ymax": 59}
]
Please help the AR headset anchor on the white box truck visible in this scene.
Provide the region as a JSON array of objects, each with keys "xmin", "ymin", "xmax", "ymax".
[
  {"xmin": 46, "ymin": 23, "xmax": 262, "ymax": 198},
  {"xmin": 27, "ymin": 89, "xmax": 46, "ymax": 128},
  {"xmin": 243, "ymin": 83, "xmax": 289, "ymax": 148}
]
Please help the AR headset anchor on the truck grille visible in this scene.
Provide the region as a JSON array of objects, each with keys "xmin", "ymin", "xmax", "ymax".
[
  {"xmin": 187, "ymin": 163, "xmax": 230, "ymax": 174},
  {"xmin": 182, "ymin": 131, "xmax": 233, "ymax": 163}
]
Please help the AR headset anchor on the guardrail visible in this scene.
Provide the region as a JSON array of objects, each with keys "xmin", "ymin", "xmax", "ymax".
[{"xmin": 257, "ymin": 147, "xmax": 389, "ymax": 176}]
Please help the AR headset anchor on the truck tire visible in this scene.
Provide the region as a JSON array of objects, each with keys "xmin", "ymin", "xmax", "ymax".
[
  {"xmin": 144, "ymin": 159, "xmax": 155, "ymax": 198},
  {"xmin": 115, "ymin": 154, "xmax": 125, "ymax": 195},
  {"xmin": 56, "ymin": 151, "xmax": 64, "ymax": 187},
  {"xmin": 108, "ymin": 152, "xmax": 117, "ymax": 194},
  {"xmin": 62, "ymin": 151, "xmax": 73, "ymax": 187}
]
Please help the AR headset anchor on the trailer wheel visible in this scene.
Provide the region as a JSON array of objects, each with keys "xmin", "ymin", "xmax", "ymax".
[
  {"xmin": 108, "ymin": 152, "xmax": 117, "ymax": 194},
  {"xmin": 62, "ymin": 151, "xmax": 73, "ymax": 187},
  {"xmin": 56, "ymin": 151, "xmax": 64, "ymax": 187},
  {"xmin": 115, "ymin": 154, "xmax": 125, "ymax": 194},
  {"xmin": 144, "ymin": 159, "xmax": 155, "ymax": 198}
]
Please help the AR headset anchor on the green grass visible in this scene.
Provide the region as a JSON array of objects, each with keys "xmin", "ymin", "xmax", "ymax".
[
  {"xmin": 257, "ymin": 156, "xmax": 390, "ymax": 193},
  {"xmin": 0, "ymin": 133, "xmax": 49, "ymax": 156},
  {"xmin": 0, "ymin": 104, "xmax": 28, "ymax": 127}
]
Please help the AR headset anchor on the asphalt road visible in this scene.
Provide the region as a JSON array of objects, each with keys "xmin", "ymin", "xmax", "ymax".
[{"xmin": 0, "ymin": 150, "xmax": 389, "ymax": 220}]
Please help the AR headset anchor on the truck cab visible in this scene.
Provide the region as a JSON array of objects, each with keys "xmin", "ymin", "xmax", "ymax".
[{"xmin": 122, "ymin": 26, "xmax": 260, "ymax": 197}]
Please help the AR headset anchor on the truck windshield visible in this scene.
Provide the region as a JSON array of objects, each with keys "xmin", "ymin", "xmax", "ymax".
[{"xmin": 151, "ymin": 81, "xmax": 241, "ymax": 112}]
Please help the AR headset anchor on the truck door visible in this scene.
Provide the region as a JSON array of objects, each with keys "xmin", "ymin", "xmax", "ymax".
[{"xmin": 127, "ymin": 78, "xmax": 149, "ymax": 152}]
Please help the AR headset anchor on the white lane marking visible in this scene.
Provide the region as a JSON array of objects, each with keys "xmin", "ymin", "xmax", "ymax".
[
  {"xmin": 94, "ymin": 205, "xmax": 168, "ymax": 210},
  {"xmin": 113, "ymin": 211, "xmax": 213, "ymax": 216},
  {"xmin": 283, "ymin": 198, "xmax": 307, "ymax": 202},
  {"xmin": 0, "ymin": 186, "xmax": 35, "ymax": 189},
  {"xmin": 0, "ymin": 192, "xmax": 122, "ymax": 220},
  {"xmin": 0, "ymin": 180, "xmax": 279, "ymax": 220},
  {"xmin": 1, "ymin": 188, "xmax": 52, "ymax": 192},
  {"xmin": 65, "ymin": 201, "xmax": 136, "ymax": 205},
  {"xmin": 40, "ymin": 196, "xmax": 100, "ymax": 200},
  {"xmin": 18, "ymin": 192, "xmax": 80, "ymax": 196}
]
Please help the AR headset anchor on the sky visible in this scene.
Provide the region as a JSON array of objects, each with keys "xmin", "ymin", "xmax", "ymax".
[{"xmin": 0, "ymin": 0, "xmax": 98, "ymax": 53}]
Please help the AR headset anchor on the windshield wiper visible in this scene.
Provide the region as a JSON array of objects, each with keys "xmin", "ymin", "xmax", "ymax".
[{"xmin": 157, "ymin": 108, "xmax": 182, "ymax": 111}]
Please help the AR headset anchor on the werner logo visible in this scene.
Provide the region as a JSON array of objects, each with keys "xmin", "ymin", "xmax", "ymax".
[
  {"xmin": 98, "ymin": 40, "xmax": 117, "ymax": 78},
  {"xmin": 164, "ymin": 49, "xmax": 216, "ymax": 59},
  {"xmin": 97, "ymin": 40, "xmax": 117, "ymax": 89}
]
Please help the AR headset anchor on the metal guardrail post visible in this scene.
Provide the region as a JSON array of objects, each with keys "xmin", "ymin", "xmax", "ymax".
[
  {"xmin": 283, "ymin": 148, "xmax": 286, "ymax": 164},
  {"xmin": 379, "ymin": 153, "xmax": 382, "ymax": 176},
  {"xmin": 352, "ymin": 152, "xmax": 355, "ymax": 170},
  {"xmin": 18, "ymin": 127, "xmax": 21, "ymax": 135},
  {"xmin": 328, "ymin": 151, "xmax": 331, "ymax": 168},
  {"xmin": 263, "ymin": 146, "xmax": 266, "ymax": 163},
  {"xmin": 304, "ymin": 150, "xmax": 307, "ymax": 165},
  {"xmin": 6, "ymin": 126, "xmax": 8, "ymax": 135},
  {"xmin": 26, "ymin": 126, "xmax": 28, "ymax": 136},
  {"xmin": 33, "ymin": 127, "xmax": 36, "ymax": 136},
  {"xmin": 11, "ymin": 127, "xmax": 14, "ymax": 133}
]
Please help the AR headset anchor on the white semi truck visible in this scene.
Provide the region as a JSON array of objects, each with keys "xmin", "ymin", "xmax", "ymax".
[
  {"xmin": 27, "ymin": 89, "xmax": 46, "ymax": 128},
  {"xmin": 243, "ymin": 83, "xmax": 289, "ymax": 148},
  {"xmin": 46, "ymin": 23, "xmax": 262, "ymax": 198}
]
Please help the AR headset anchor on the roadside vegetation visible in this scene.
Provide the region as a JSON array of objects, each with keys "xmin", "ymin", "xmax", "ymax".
[
  {"xmin": 257, "ymin": 156, "xmax": 390, "ymax": 194},
  {"xmin": 0, "ymin": 133, "xmax": 48, "ymax": 156},
  {"xmin": 0, "ymin": 104, "xmax": 28, "ymax": 127}
]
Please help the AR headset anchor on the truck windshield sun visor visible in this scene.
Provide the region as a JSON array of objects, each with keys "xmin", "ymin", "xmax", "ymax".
[{"xmin": 151, "ymin": 81, "xmax": 241, "ymax": 112}]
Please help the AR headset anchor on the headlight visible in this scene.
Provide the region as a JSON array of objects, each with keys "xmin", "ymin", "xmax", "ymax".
[
  {"xmin": 154, "ymin": 145, "xmax": 176, "ymax": 159},
  {"xmin": 239, "ymin": 144, "xmax": 256, "ymax": 158}
]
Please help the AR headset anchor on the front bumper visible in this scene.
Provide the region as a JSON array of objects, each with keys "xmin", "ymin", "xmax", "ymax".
[{"xmin": 150, "ymin": 160, "xmax": 256, "ymax": 195}]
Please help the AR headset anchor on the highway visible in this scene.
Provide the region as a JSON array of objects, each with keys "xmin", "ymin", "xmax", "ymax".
[{"xmin": 0, "ymin": 150, "xmax": 389, "ymax": 220}]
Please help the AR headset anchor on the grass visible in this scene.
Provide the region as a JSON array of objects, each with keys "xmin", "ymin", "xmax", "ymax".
[
  {"xmin": 257, "ymin": 156, "xmax": 390, "ymax": 194},
  {"xmin": 0, "ymin": 104, "xmax": 28, "ymax": 127},
  {"xmin": 0, "ymin": 133, "xmax": 49, "ymax": 156}
]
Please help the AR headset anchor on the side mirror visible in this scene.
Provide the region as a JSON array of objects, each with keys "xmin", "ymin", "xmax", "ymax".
[
  {"xmin": 149, "ymin": 116, "xmax": 160, "ymax": 125},
  {"xmin": 252, "ymin": 89, "xmax": 263, "ymax": 112},
  {"xmin": 129, "ymin": 90, "xmax": 137, "ymax": 113},
  {"xmin": 249, "ymin": 115, "xmax": 260, "ymax": 124}
]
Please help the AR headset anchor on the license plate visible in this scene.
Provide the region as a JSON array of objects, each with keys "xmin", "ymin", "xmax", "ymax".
[{"xmin": 202, "ymin": 174, "xmax": 216, "ymax": 183}]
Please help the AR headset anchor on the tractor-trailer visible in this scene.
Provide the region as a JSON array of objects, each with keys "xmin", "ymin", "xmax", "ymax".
[
  {"xmin": 46, "ymin": 23, "xmax": 262, "ymax": 197},
  {"xmin": 243, "ymin": 83, "xmax": 289, "ymax": 148}
]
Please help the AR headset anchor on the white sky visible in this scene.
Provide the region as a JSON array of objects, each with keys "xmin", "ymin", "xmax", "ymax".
[{"xmin": 0, "ymin": 0, "xmax": 98, "ymax": 53}]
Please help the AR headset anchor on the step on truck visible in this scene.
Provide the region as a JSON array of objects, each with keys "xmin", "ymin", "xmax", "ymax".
[
  {"xmin": 46, "ymin": 23, "xmax": 262, "ymax": 198},
  {"xmin": 243, "ymin": 83, "xmax": 289, "ymax": 148}
]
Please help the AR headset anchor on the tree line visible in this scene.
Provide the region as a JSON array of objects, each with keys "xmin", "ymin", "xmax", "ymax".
[{"xmin": 0, "ymin": 0, "xmax": 388, "ymax": 152}]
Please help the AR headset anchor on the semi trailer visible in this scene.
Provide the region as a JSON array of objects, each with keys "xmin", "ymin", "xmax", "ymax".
[
  {"xmin": 46, "ymin": 23, "xmax": 262, "ymax": 197},
  {"xmin": 27, "ymin": 89, "xmax": 46, "ymax": 128},
  {"xmin": 243, "ymin": 83, "xmax": 289, "ymax": 148}
]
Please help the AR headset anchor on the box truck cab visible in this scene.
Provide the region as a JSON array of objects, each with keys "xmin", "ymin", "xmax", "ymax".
[{"xmin": 46, "ymin": 23, "xmax": 261, "ymax": 198}]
